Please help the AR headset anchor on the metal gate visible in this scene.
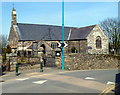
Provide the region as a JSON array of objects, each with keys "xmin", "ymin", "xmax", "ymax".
[
  {"xmin": 45, "ymin": 56, "xmax": 56, "ymax": 67},
  {"xmin": 44, "ymin": 50, "xmax": 56, "ymax": 67}
]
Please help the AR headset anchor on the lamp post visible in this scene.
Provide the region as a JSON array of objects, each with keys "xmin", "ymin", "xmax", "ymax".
[
  {"xmin": 40, "ymin": 59, "xmax": 43, "ymax": 72},
  {"xmin": 16, "ymin": 63, "xmax": 19, "ymax": 76},
  {"xmin": 40, "ymin": 52, "xmax": 43, "ymax": 72},
  {"xmin": 16, "ymin": 48, "xmax": 19, "ymax": 76},
  {"xmin": 61, "ymin": 0, "xmax": 65, "ymax": 70}
]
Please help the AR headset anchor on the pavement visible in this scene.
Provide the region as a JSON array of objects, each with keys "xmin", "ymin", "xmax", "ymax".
[{"xmin": 0, "ymin": 68, "xmax": 119, "ymax": 94}]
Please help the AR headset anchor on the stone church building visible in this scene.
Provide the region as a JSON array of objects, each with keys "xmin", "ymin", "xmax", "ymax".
[{"xmin": 8, "ymin": 8, "xmax": 109, "ymax": 58}]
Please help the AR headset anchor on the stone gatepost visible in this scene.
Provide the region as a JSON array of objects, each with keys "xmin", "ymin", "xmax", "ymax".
[
  {"xmin": 54, "ymin": 48, "xmax": 61, "ymax": 68},
  {"xmin": 55, "ymin": 56, "xmax": 61, "ymax": 68},
  {"xmin": 6, "ymin": 53, "xmax": 17, "ymax": 71}
]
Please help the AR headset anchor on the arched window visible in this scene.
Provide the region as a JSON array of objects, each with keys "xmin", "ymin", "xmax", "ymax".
[
  {"xmin": 96, "ymin": 36, "xmax": 102, "ymax": 49},
  {"xmin": 41, "ymin": 44, "xmax": 46, "ymax": 54},
  {"xmin": 71, "ymin": 47, "xmax": 78, "ymax": 53},
  {"xmin": 51, "ymin": 42, "xmax": 57, "ymax": 49}
]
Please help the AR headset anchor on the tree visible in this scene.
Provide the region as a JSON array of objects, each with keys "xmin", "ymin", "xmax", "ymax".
[
  {"xmin": 2, "ymin": 35, "xmax": 7, "ymax": 48},
  {"xmin": 0, "ymin": 34, "xmax": 8, "ymax": 55},
  {"xmin": 0, "ymin": 34, "xmax": 8, "ymax": 62},
  {"xmin": 99, "ymin": 18, "xmax": 120, "ymax": 55},
  {"xmin": 0, "ymin": 34, "xmax": 7, "ymax": 48}
]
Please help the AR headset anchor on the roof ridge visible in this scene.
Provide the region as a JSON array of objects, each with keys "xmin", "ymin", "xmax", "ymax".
[
  {"xmin": 17, "ymin": 23, "xmax": 77, "ymax": 28},
  {"xmin": 72, "ymin": 24, "xmax": 96, "ymax": 30},
  {"xmin": 79, "ymin": 24, "xmax": 96, "ymax": 29}
]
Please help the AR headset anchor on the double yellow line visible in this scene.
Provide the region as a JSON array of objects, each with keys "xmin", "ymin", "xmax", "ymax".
[{"xmin": 99, "ymin": 85, "xmax": 115, "ymax": 95}]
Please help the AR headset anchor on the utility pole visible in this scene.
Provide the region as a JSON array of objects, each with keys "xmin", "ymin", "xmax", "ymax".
[{"xmin": 62, "ymin": 0, "xmax": 65, "ymax": 70}]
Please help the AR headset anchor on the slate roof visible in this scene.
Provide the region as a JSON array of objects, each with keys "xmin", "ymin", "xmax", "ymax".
[
  {"xmin": 70, "ymin": 25, "xmax": 96, "ymax": 40},
  {"xmin": 17, "ymin": 23, "xmax": 74, "ymax": 41},
  {"xmin": 17, "ymin": 23, "xmax": 96, "ymax": 41}
]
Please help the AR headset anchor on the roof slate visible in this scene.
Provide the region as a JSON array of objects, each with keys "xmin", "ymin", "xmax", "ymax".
[
  {"xmin": 17, "ymin": 23, "xmax": 74, "ymax": 41},
  {"xmin": 17, "ymin": 23, "xmax": 96, "ymax": 41},
  {"xmin": 70, "ymin": 25, "xmax": 96, "ymax": 40}
]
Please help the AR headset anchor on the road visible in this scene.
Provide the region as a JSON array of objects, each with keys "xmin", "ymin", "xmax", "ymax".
[{"xmin": 1, "ymin": 68, "xmax": 118, "ymax": 94}]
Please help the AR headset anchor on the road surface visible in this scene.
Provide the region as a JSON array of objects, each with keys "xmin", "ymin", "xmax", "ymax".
[{"xmin": 1, "ymin": 68, "xmax": 118, "ymax": 94}]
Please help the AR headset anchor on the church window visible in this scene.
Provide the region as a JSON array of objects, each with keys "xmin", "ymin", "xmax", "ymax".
[
  {"xmin": 96, "ymin": 36, "xmax": 102, "ymax": 49},
  {"xmin": 32, "ymin": 42, "xmax": 37, "ymax": 49},
  {"xmin": 28, "ymin": 51, "xmax": 31, "ymax": 57},
  {"xmin": 51, "ymin": 42, "xmax": 58, "ymax": 49},
  {"xmin": 17, "ymin": 51, "xmax": 20, "ymax": 56},
  {"xmin": 71, "ymin": 47, "xmax": 78, "ymax": 53}
]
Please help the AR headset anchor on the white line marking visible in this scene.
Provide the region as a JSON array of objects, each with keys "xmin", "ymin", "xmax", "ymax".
[
  {"xmin": 85, "ymin": 77, "xmax": 95, "ymax": 80},
  {"xmin": 16, "ymin": 78, "xmax": 29, "ymax": 81},
  {"xmin": 33, "ymin": 80, "xmax": 47, "ymax": 84},
  {"xmin": 107, "ymin": 81, "xmax": 115, "ymax": 85}
]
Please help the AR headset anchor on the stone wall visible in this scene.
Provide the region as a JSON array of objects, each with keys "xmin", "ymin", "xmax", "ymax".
[
  {"xmin": 8, "ymin": 25, "xmax": 19, "ymax": 48},
  {"xmin": 11, "ymin": 57, "xmax": 40, "ymax": 71},
  {"xmin": 87, "ymin": 25, "xmax": 109, "ymax": 54},
  {"xmin": 17, "ymin": 40, "xmax": 59, "ymax": 56},
  {"xmin": 10, "ymin": 63, "xmax": 40, "ymax": 71},
  {"xmin": 4, "ymin": 54, "xmax": 41, "ymax": 71},
  {"xmin": 56, "ymin": 54, "xmax": 120, "ymax": 70},
  {"xmin": 67, "ymin": 40, "xmax": 87, "ymax": 53}
]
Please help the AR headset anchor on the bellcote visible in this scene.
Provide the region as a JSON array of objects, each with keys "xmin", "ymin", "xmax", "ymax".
[{"xmin": 11, "ymin": 8, "xmax": 17, "ymax": 25}]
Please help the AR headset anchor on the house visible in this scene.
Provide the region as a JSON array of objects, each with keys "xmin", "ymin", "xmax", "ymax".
[{"xmin": 8, "ymin": 8, "xmax": 109, "ymax": 58}]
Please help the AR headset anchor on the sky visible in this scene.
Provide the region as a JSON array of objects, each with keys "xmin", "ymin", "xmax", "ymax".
[{"xmin": 1, "ymin": 2, "xmax": 118, "ymax": 37}]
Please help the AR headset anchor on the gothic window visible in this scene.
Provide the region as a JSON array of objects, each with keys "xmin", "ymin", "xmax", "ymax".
[
  {"xmin": 96, "ymin": 36, "xmax": 102, "ymax": 49},
  {"xmin": 51, "ymin": 42, "xmax": 58, "ymax": 49},
  {"xmin": 32, "ymin": 42, "xmax": 37, "ymax": 49},
  {"xmin": 71, "ymin": 47, "xmax": 78, "ymax": 53},
  {"xmin": 28, "ymin": 51, "xmax": 31, "ymax": 57},
  {"xmin": 40, "ymin": 44, "xmax": 46, "ymax": 54},
  {"xmin": 24, "ymin": 51, "xmax": 26, "ymax": 57},
  {"xmin": 17, "ymin": 51, "xmax": 20, "ymax": 56}
]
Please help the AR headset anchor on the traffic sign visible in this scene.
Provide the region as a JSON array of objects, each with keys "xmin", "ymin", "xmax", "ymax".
[{"xmin": 58, "ymin": 42, "xmax": 68, "ymax": 47}]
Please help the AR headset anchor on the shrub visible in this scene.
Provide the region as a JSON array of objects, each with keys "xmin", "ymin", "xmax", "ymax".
[{"xmin": 6, "ymin": 45, "xmax": 11, "ymax": 54}]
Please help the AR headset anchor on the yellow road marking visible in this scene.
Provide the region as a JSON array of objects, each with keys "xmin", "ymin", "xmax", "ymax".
[
  {"xmin": 26, "ymin": 72, "xmax": 39, "ymax": 76},
  {"xmin": 105, "ymin": 86, "xmax": 115, "ymax": 94},
  {"xmin": 30, "ymin": 71, "xmax": 69, "ymax": 77},
  {"xmin": 99, "ymin": 85, "xmax": 115, "ymax": 95},
  {"xmin": 58, "ymin": 71, "xmax": 69, "ymax": 73},
  {"xmin": 31, "ymin": 73, "xmax": 53, "ymax": 77}
]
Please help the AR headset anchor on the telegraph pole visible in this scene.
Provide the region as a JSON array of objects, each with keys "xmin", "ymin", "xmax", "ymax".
[{"xmin": 62, "ymin": 0, "xmax": 65, "ymax": 70}]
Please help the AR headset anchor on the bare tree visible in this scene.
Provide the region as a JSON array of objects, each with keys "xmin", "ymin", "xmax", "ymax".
[
  {"xmin": 0, "ymin": 34, "xmax": 7, "ymax": 48},
  {"xmin": 0, "ymin": 35, "xmax": 2, "ymax": 54},
  {"xmin": 0, "ymin": 35, "xmax": 2, "ymax": 48},
  {"xmin": 99, "ymin": 18, "xmax": 120, "ymax": 55}
]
